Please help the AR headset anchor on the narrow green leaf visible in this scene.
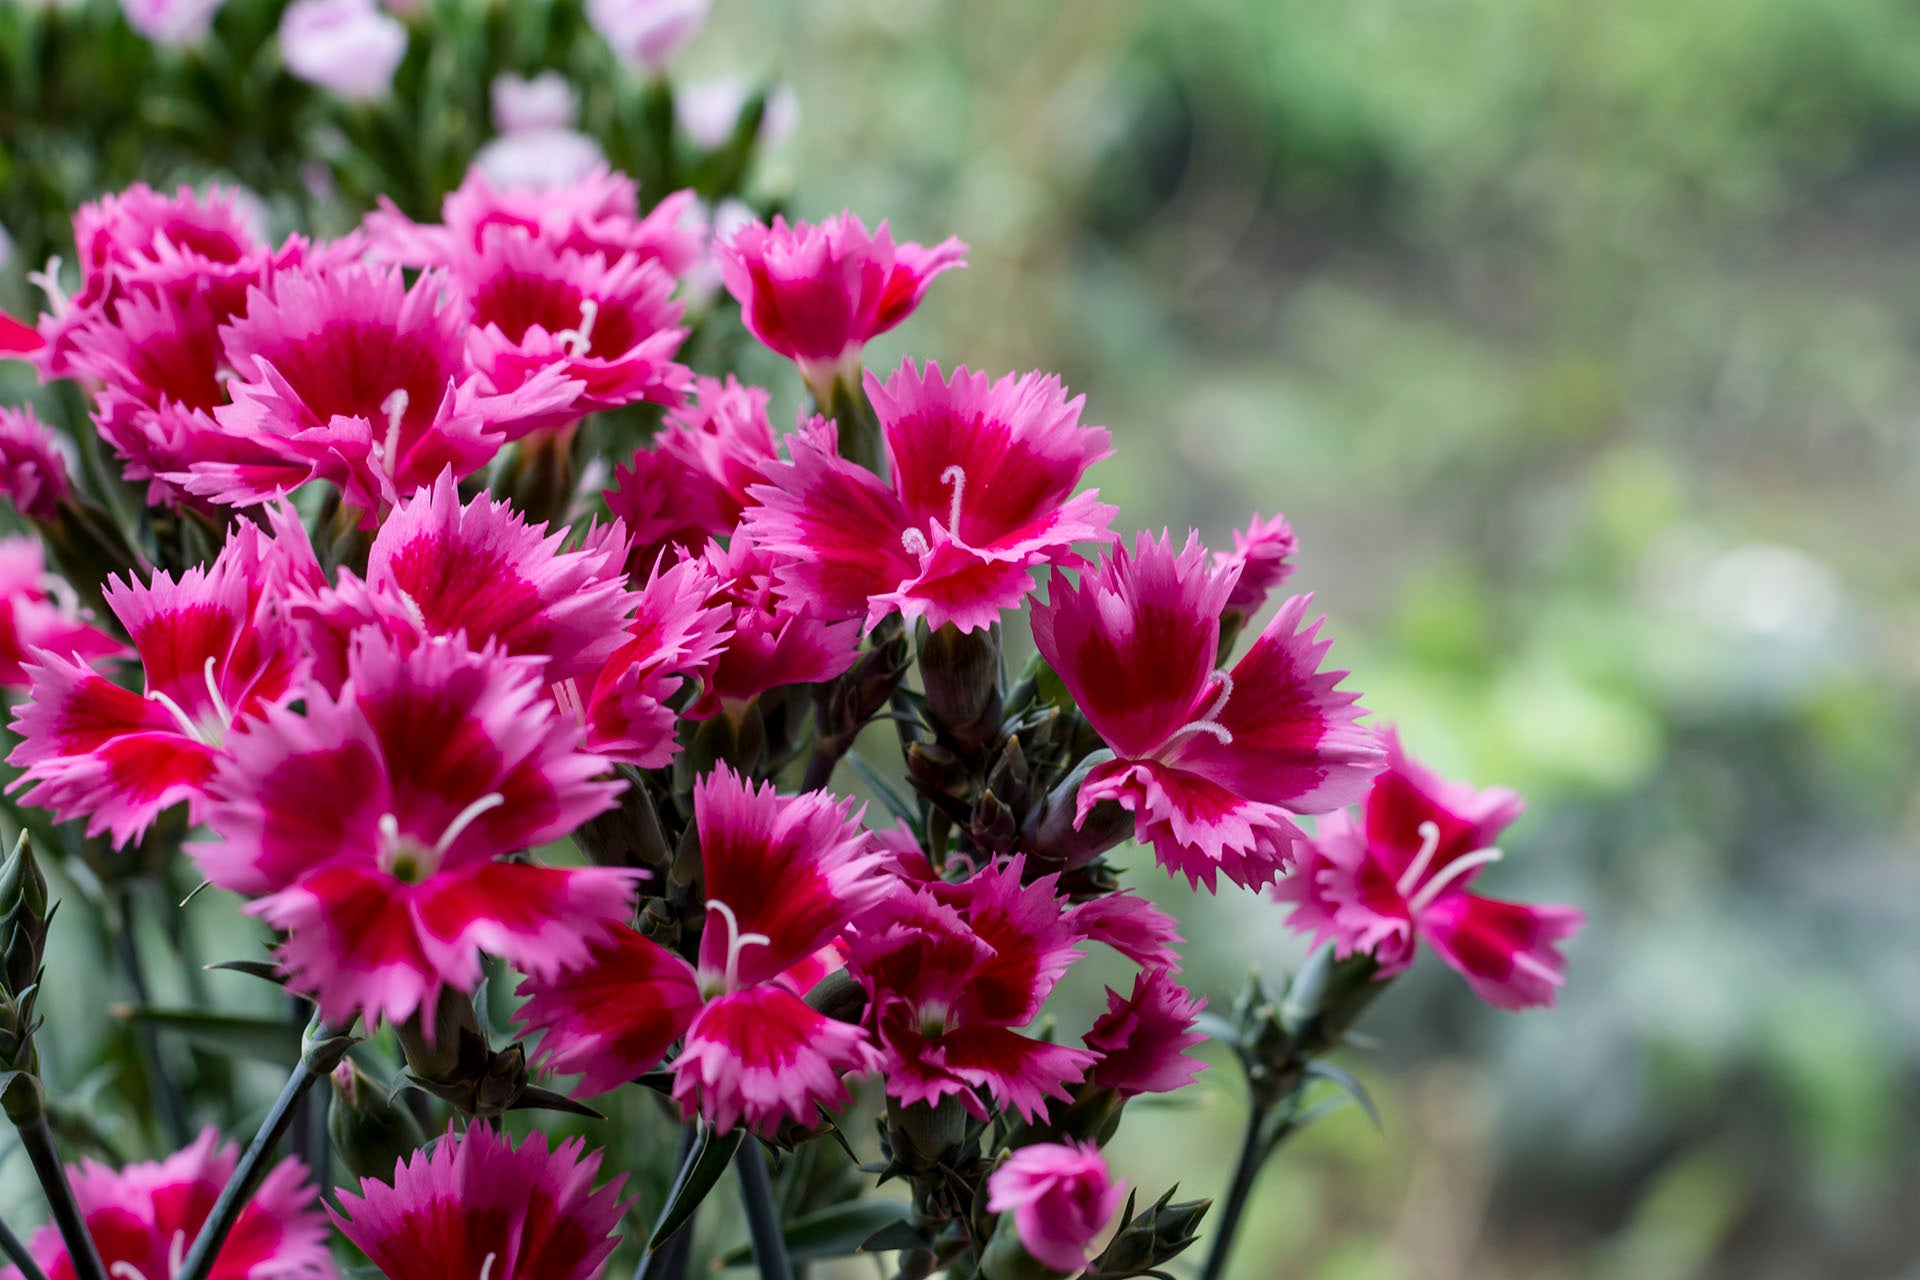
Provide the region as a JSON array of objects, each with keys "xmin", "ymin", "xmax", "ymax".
[
  {"xmin": 111, "ymin": 1007, "xmax": 297, "ymax": 1065},
  {"xmin": 645, "ymin": 1126, "xmax": 744, "ymax": 1251},
  {"xmin": 713, "ymin": 1200, "xmax": 916, "ymax": 1266},
  {"xmin": 1304, "ymin": 1059, "xmax": 1383, "ymax": 1132},
  {"xmin": 843, "ymin": 755, "xmax": 919, "ymax": 828}
]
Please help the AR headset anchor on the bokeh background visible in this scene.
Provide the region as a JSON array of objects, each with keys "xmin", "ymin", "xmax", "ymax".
[{"xmin": 6, "ymin": 1, "xmax": 1920, "ymax": 1277}]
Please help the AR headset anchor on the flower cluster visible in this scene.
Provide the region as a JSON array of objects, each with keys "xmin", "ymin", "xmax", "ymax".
[{"xmin": 0, "ymin": 166, "xmax": 1582, "ymax": 1279}]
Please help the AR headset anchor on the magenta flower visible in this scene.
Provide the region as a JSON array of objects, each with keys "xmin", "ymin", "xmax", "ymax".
[
  {"xmin": 461, "ymin": 228, "xmax": 690, "ymax": 427},
  {"xmin": 1215, "ymin": 510, "xmax": 1297, "ymax": 618},
  {"xmin": 367, "ymin": 166, "xmax": 701, "ymax": 281},
  {"xmin": 0, "ymin": 538, "xmax": 125, "ymax": 689},
  {"xmin": 848, "ymin": 857, "xmax": 1097, "ymax": 1122},
  {"xmin": 517, "ymin": 766, "xmax": 888, "ymax": 1133},
  {"xmin": 1, "ymin": 311, "xmax": 41, "ymax": 357},
  {"xmin": 279, "ymin": 0, "xmax": 408, "ymax": 102},
  {"xmin": 1276, "ymin": 731, "xmax": 1585, "ymax": 1010},
  {"xmin": 178, "ymin": 263, "xmax": 573, "ymax": 519},
  {"xmin": 1032, "ymin": 531, "xmax": 1383, "ymax": 892},
  {"xmin": 4, "ymin": 1127, "xmax": 333, "ymax": 1280},
  {"xmin": 716, "ymin": 212, "xmax": 966, "ymax": 390},
  {"xmin": 6, "ymin": 534, "xmax": 306, "ymax": 847},
  {"xmin": 1083, "ymin": 968, "xmax": 1207, "ymax": 1097},
  {"xmin": 190, "ymin": 631, "xmax": 634, "ymax": 1028},
  {"xmin": 332, "ymin": 1126, "xmax": 627, "ymax": 1280},
  {"xmin": 743, "ymin": 361, "xmax": 1115, "ymax": 633},
  {"xmin": 604, "ymin": 375, "xmax": 778, "ymax": 569},
  {"xmin": 586, "ymin": 0, "xmax": 708, "ymax": 76},
  {"xmin": 0, "ymin": 404, "xmax": 71, "ymax": 519},
  {"xmin": 684, "ymin": 534, "xmax": 862, "ymax": 720},
  {"xmin": 985, "ymin": 1141, "xmax": 1127, "ymax": 1274}
]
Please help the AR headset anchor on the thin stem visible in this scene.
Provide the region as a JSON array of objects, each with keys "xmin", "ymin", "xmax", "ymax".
[
  {"xmin": 734, "ymin": 1141, "xmax": 794, "ymax": 1280},
  {"xmin": 1198, "ymin": 1102, "xmax": 1270, "ymax": 1280},
  {"xmin": 17, "ymin": 1116, "xmax": 107, "ymax": 1280},
  {"xmin": 173, "ymin": 1058, "xmax": 325, "ymax": 1280},
  {"xmin": 112, "ymin": 888, "xmax": 189, "ymax": 1148},
  {"xmin": 0, "ymin": 1207, "xmax": 52, "ymax": 1280},
  {"xmin": 633, "ymin": 1124, "xmax": 700, "ymax": 1280}
]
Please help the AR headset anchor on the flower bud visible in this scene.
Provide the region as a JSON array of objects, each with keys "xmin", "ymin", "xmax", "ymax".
[
  {"xmin": 328, "ymin": 1059, "xmax": 427, "ymax": 1181},
  {"xmin": 886, "ymin": 1095, "xmax": 970, "ymax": 1174},
  {"xmin": 920, "ymin": 623, "xmax": 1002, "ymax": 754},
  {"xmin": 0, "ymin": 831, "xmax": 51, "ymax": 999},
  {"xmin": 1023, "ymin": 752, "xmax": 1132, "ymax": 870},
  {"xmin": 1088, "ymin": 1186, "xmax": 1212, "ymax": 1277}
]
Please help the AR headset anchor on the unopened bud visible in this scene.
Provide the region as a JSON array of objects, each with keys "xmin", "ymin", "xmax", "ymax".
[
  {"xmin": 0, "ymin": 831, "xmax": 51, "ymax": 998},
  {"xmin": 1090, "ymin": 1187, "xmax": 1211, "ymax": 1276},
  {"xmin": 886, "ymin": 1095, "xmax": 969, "ymax": 1174},
  {"xmin": 803, "ymin": 968, "xmax": 866, "ymax": 1024},
  {"xmin": 1023, "ymin": 752, "xmax": 1131, "ymax": 870},
  {"xmin": 328, "ymin": 1059, "xmax": 427, "ymax": 1181},
  {"xmin": 920, "ymin": 623, "xmax": 1003, "ymax": 754}
]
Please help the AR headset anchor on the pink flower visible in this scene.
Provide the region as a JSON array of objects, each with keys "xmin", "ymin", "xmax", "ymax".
[
  {"xmin": 461, "ymin": 228, "xmax": 690, "ymax": 426},
  {"xmin": 178, "ymin": 263, "xmax": 573, "ymax": 520},
  {"xmin": 332, "ymin": 1126, "xmax": 627, "ymax": 1280},
  {"xmin": 296, "ymin": 470, "xmax": 635, "ymax": 689},
  {"xmin": 848, "ymin": 857, "xmax": 1097, "ymax": 1122},
  {"xmin": 190, "ymin": 631, "xmax": 634, "ymax": 1027},
  {"xmin": 517, "ymin": 766, "xmax": 887, "ymax": 1133},
  {"xmin": 0, "ymin": 405, "xmax": 71, "ymax": 519},
  {"xmin": 1, "ymin": 310, "xmax": 43, "ymax": 356},
  {"xmin": 1083, "ymin": 968, "xmax": 1207, "ymax": 1097},
  {"xmin": 564, "ymin": 555, "xmax": 729, "ymax": 767},
  {"xmin": 7, "ymin": 533, "xmax": 306, "ymax": 847},
  {"xmin": 366, "ymin": 166, "xmax": 701, "ymax": 281},
  {"xmin": 279, "ymin": 0, "xmax": 409, "ymax": 102},
  {"xmin": 491, "ymin": 72, "xmax": 579, "ymax": 133},
  {"xmin": 716, "ymin": 212, "xmax": 966, "ymax": 389},
  {"xmin": 603, "ymin": 375, "xmax": 778, "ymax": 569},
  {"xmin": 586, "ymin": 0, "xmax": 708, "ymax": 76},
  {"xmin": 1031, "ymin": 531, "xmax": 1383, "ymax": 892},
  {"xmin": 0, "ymin": 538, "xmax": 125, "ymax": 689},
  {"xmin": 5, "ymin": 1127, "xmax": 333, "ymax": 1280},
  {"xmin": 985, "ymin": 1141, "xmax": 1126, "ymax": 1274},
  {"xmin": 1215, "ymin": 510, "xmax": 1297, "ymax": 619},
  {"xmin": 1275, "ymin": 731, "xmax": 1584, "ymax": 1010},
  {"xmin": 684, "ymin": 534, "xmax": 862, "ymax": 719},
  {"xmin": 120, "ymin": 0, "xmax": 226, "ymax": 45},
  {"xmin": 743, "ymin": 361, "xmax": 1115, "ymax": 633}
]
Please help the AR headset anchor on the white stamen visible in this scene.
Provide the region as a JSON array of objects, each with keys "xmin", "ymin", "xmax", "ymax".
[
  {"xmin": 939, "ymin": 464, "xmax": 967, "ymax": 533},
  {"xmin": 167, "ymin": 1230, "xmax": 187, "ymax": 1278},
  {"xmin": 435, "ymin": 793, "xmax": 506, "ymax": 858},
  {"xmin": 1395, "ymin": 821, "xmax": 1445, "ymax": 900},
  {"xmin": 378, "ymin": 813, "xmax": 403, "ymax": 851},
  {"xmin": 378, "ymin": 389, "xmax": 409, "ymax": 465},
  {"xmin": 552, "ymin": 677, "xmax": 585, "ymax": 727},
  {"xmin": 1198, "ymin": 670, "xmax": 1234, "ymax": 721},
  {"xmin": 899, "ymin": 528, "xmax": 931, "ymax": 557},
  {"xmin": 202, "ymin": 656, "xmax": 233, "ymax": 729},
  {"xmin": 478, "ymin": 1253, "xmax": 498, "ymax": 1280},
  {"xmin": 146, "ymin": 688, "xmax": 214, "ymax": 746},
  {"xmin": 109, "ymin": 1264, "xmax": 153, "ymax": 1280},
  {"xmin": 1407, "ymin": 847, "xmax": 1505, "ymax": 916},
  {"xmin": 27, "ymin": 256, "xmax": 68, "ymax": 317},
  {"xmin": 1156, "ymin": 671, "xmax": 1236, "ymax": 751},
  {"xmin": 1167, "ymin": 719, "xmax": 1233, "ymax": 745},
  {"xmin": 554, "ymin": 298, "xmax": 600, "ymax": 357},
  {"xmin": 704, "ymin": 899, "xmax": 771, "ymax": 993}
]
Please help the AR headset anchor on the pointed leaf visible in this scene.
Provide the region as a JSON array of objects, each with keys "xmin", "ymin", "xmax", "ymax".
[
  {"xmin": 205, "ymin": 959, "xmax": 290, "ymax": 986},
  {"xmin": 712, "ymin": 1200, "xmax": 916, "ymax": 1266},
  {"xmin": 1305, "ymin": 1059, "xmax": 1382, "ymax": 1132},
  {"xmin": 508, "ymin": 1084, "xmax": 605, "ymax": 1120},
  {"xmin": 646, "ymin": 1126, "xmax": 745, "ymax": 1251},
  {"xmin": 111, "ymin": 1006, "xmax": 298, "ymax": 1065},
  {"xmin": 843, "ymin": 755, "xmax": 919, "ymax": 828}
]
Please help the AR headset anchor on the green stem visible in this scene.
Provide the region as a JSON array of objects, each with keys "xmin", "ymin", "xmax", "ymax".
[
  {"xmin": 0, "ymin": 1206, "xmax": 51, "ymax": 1280},
  {"xmin": 17, "ymin": 1116, "xmax": 106, "ymax": 1280},
  {"xmin": 111, "ymin": 888, "xmax": 189, "ymax": 1148},
  {"xmin": 633, "ymin": 1124, "xmax": 699, "ymax": 1280},
  {"xmin": 734, "ymin": 1141, "xmax": 794, "ymax": 1280},
  {"xmin": 1198, "ymin": 1102, "xmax": 1270, "ymax": 1280}
]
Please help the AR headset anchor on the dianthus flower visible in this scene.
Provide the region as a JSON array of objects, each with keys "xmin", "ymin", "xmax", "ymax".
[
  {"xmin": 1082, "ymin": 967, "xmax": 1207, "ymax": 1097},
  {"xmin": 0, "ymin": 404, "xmax": 71, "ymax": 520},
  {"xmin": 0, "ymin": 538, "xmax": 124, "ymax": 689},
  {"xmin": 461, "ymin": 227, "xmax": 690, "ymax": 428},
  {"xmin": 682, "ymin": 534, "xmax": 862, "ymax": 720},
  {"xmin": 1275, "ymin": 731, "xmax": 1585, "ymax": 1010},
  {"xmin": 847, "ymin": 857, "xmax": 1098, "ymax": 1122},
  {"xmin": 7, "ymin": 528, "xmax": 306, "ymax": 847},
  {"xmin": 332, "ymin": 1126, "xmax": 627, "ymax": 1280},
  {"xmin": 1032, "ymin": 531, "xmax": 1383, "ymax": 892},
  {"xmin": 603, "ymin": 375, "xmax": 778, "ymax": 569},
  {"xmin": 190, "ymin": 631, "xmax": 633, "ymax": 1027},
  {"xmin": 516, "ymin": 766, "xmax": 888, "ymax": 1133},
  {"xmin": 4, "ymin": 1128, "xmax": 333, "ymax": 1280},
  {"xmin": 716, "ymin": 212, "xmax": 965, "ymax": 393},
  {"xmin": 743, "ymin": 361, "xmax": 1115, "ymax": 632},
  {"xmin": 1215, "ymin": 510, "xmax": 1297, "ymax": 619},
  {"xmin": 985, "ymin": 1141, "xmax": 1126, "ymax": 1275},
  {"xmin": 175, "ymin": 263, "xmax": 575, "ymax": 520}
]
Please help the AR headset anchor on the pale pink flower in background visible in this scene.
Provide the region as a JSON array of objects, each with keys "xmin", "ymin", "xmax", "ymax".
[
  {"xmin": 491, "ymin": 71, "xmax": 580, "ymax": 133},
  {"xmin": 120, "ymin": 0, "xmax": 225, "ymax": 46},
  {"xmin": 587, "ymin": 0, "xmax": 708, "ymax": 76},
  {"xmin": 3, "ymin": 1128, "xmax": 333, "ymax": 1280},
  {"xmin": 332, "ymin": 1127, "xmax": 627, "ymax": 1280},
  {"xmin": 986, "ymin": 1141, "xmax": 1127, "ymax": 1274},
  {"xmin": 279, "ymin": 0, "xmax": 409, "ymax": 102},
  {"xmin": 676, "ymin": 76, "xmax": 799, "ymax": 151}
]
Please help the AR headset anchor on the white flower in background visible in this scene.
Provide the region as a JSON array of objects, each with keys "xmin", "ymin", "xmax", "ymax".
[
  {"xmin": 675, "ymin": 76, "xmax": 799, "ymax": 152},
  {"xmin": 279, "ymin": 0, "xmax": 408, "ymax": 102},
  {"xmin": 586, "ymin": 0, "xmax": 709, "ymax": 77},
  {"xmin": 120, "ymin": 0, "xmax": 225, "ymax": 45},
  {"xmin": 0, "ymin": 221, "xmax": 13, "ymax": 273},
  {"xmin": 678, "ymin": 196, "xmax": 755, "ymax": 304},
  {"xmin": 491, "ymin": 72, "xmax": 580, "ymax": 134}
]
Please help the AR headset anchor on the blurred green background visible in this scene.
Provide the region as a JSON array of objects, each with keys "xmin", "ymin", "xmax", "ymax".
[
  {"xmin": 8, "ymin": 0, "xmax": 1920, "ymax": 1276},
  {"xmin": 700, "ymin": 1, "xmax": 1920, "ymax": 1276}
]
